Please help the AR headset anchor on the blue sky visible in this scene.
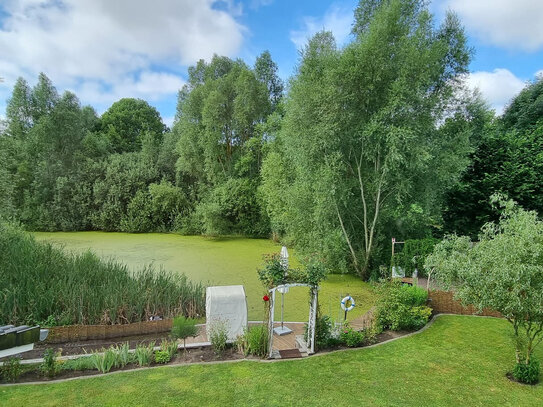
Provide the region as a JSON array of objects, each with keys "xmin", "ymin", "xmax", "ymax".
[{"xmin": 0, "ymin": 0, "xmax": 542, "ymax": 127}]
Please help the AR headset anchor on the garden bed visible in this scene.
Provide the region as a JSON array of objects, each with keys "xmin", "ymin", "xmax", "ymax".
[
  {"xmin": 1, "ymin": 331, "xmax": 173, "ymax": 362},
  {"xmin": 8, "ymin": 347, "xmax": 245, "ymax": 384}
]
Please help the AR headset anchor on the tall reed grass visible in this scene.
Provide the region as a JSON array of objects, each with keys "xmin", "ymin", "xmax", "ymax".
[{"xmin": 0, "ymin": 223, "xmax": 205, "ymax": 326}]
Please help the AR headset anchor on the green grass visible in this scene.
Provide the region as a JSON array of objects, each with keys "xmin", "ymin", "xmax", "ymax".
[
  {"xmin": 34, "ymin": 232, "xmax": 375, "ymax": 321},
  {"xmin": 2, "ymin": 316, "xmax": 542, "ymax": 406}
]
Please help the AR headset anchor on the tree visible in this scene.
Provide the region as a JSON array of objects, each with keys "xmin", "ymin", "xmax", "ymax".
[
  {"xmin": 100, "ymin": 98, "xmax": 166, "ymax": 153},
  {"xmin": 426, "ymin": 195, "xmax": 543, "ymax": 383},
  {"xmin": 171, "ymin": 316, "xmax": 199, "ymax": 356},
  {"xmin": 254, "ymin": 50, "xmax": 284, "ymax": 109},
  {"xmin": 444, "ymin": 78, "xmax": 543, "ymax": 237},
  {"xmin": 5, "ymin": 77, "xmax": 33, "ymax": 139},
  {"xmin": 31, "ymin": 72, "xmax": 59, "ymax": 123},
  {"xmin": 501, "ymin": 76, "xmax": 543, "ymax": 132},
  {"xmin": 261, "ymin": 0, "xmax": 472, "ymax": 276},
  {"xmin": 175, "ymin": 55, "xmax": 271, "ymax": 236}
]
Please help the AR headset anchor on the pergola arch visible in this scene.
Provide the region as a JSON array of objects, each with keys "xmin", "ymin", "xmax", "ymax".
[{"xmin": 267, "ymin": 283, "xmax": 319, "ymax": 357}]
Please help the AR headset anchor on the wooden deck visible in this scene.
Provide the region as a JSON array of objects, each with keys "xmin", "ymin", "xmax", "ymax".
[{"xmin": 269, "ymin": 322, "xmax": 305, "ymax": 352}]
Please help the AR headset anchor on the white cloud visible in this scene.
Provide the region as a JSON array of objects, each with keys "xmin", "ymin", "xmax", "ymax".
[
  {"xmin": 442, "ymin": 0, "xmax": 543, "ymax": 51},
  {"xmin": 0, "ymin": 0, "xmax": 246, "ymax": 113},
  {"xmin": 290, "ymin": 4, "xmax": 353, "ymax": 50},
  {"xmin": 466, "ymin": 69, "xmax": 526, "ymax": 114}
]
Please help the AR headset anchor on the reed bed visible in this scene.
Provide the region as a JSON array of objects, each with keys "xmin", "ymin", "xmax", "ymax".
[{"xmin": 0, "ymin": 223, "xmax": 205, "ymax": 326}]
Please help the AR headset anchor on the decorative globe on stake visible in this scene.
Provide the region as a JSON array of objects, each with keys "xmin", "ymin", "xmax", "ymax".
[{"xmin": 273, "ymin": 246, "xmax": 293, "ymax": 336}]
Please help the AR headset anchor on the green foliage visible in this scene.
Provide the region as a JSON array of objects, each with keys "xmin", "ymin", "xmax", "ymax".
[
  {"xmin": 40, "ymin": 349, "xmax": 61, "ymax": 378},
  {"xmin": 426, "ymin": 195, "xmax": 543, "ymax": 369},
  {"xmin": 115, "ymin": 343, "xmax": 133, "ymax": 368},
  {"xmin": 154, "ymin": 350, "xmax": 171, "ymax": 364},
  {"xmin": 257, "ymin": 254, "xmax": 327, "ymax": 288},
  {"xmin": 376, "ymin": 282, "xmax": 431, "ymax": 331},
  {"xmin": 174, "ymin": 55, "xmax": 273, "ymax": 236},
  {"xmin": 245, "ymin": 325, "xmax": 269, "ymax": 358},
  {"xmin": 135, "ymin": 343, "xmax": 155, "ymax": 366},
  {"xmin": 0, "ymin": 223, "xmax": 205, "ymax": 325},
  {"xmin": 305, "ymin": 315, "xmax": 338, "ymax": 350},
  {"xmin": 61, "ymin": 356, "xmax": 95, "ymax": 372},
  {"xmin": 100, "ymin": 98, "xmax": 165, "ymax": 153},
  {"xmin": 340, "ymin": 327, "xmax": 365, "ymax": 348},
  {"xmin": 171, "ymin": 316, "xmax": 199, "ymax": 350},
  {"xmin": 209, "ymin": 321, "xmax": 229, "ymax": 356},
  {"xmin": 261, "ymin": 0, "xmax": 472, "ymax": 277},
  {"xmin": 513, "ymin": 358, "xmax": 540, "ymax": 385},
  {"xmin": 444, "ymin": 118, "xmax": 543, "ymax": 238},
  {"xmin": 1, "ymin": 357, "xmax": 22, "ymax": 382},
  {"xmin": 392, "ymin": 238, "xmax": 439, "ymax": 277},
  {"xmin": 90, "ymin": 348, "xmax": 118, "ymax": 373},
  {"xmin": 160, "ymin": 339, "xmax": 178, "ymax": 360},
  {"xmin": 236, "ymin": 325, "xmax": 269, "ymax": 358},
  {"xmin": 502, "ymin": 77, "xmax": 543, "ymax": 132}
]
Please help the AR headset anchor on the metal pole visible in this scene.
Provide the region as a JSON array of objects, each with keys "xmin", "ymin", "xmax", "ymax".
[{"xmin": 281, "ymin": 291, "xmax": 285, "ymax": 329}]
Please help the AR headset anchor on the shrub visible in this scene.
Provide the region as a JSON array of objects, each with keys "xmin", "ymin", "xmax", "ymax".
[
  {"xmin": 40, "ymin": 349, "xmax": 61, "ymax": 378},
  {"xmin": 160, "ymin": 339, "xmax": 178, "ymax": 360},
  {"xmin": 513, "ymin": 358, "xmax": 540, "ymax": 384},
  {"xmin": 340, "ymin": 328, "xmax": 365, "ymax": 348},
  {"xmin": 209, "ymin": 321, "xmax": 228, "ymax": 356},
  {"xmin": 135, "ymin": 342, "xmax": 155, "ymax": 366},
  {"xmin": 154, "ymin": 350, "xmax": 171, "ymax": 364},
  {"xmin": 376, "ymin": 281, "xmax": 432, "ymax": 331},
  {"xmin": 1, "ymin": 357, "xmax": 22, "ymax": 382},
  {"xmin": 171, "ymin": 316, "xmax": 199, "ymax": 352}
]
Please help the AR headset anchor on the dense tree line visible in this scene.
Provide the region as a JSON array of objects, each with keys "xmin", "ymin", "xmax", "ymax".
[{"xmin": 1, "ymin": 0, "xmax": 542, "ymax": 278}]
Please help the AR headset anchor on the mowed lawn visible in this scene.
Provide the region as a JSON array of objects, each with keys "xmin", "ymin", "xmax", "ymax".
[
  {"xmin": 2, "ymin": 316, "xmax": 542, "ymax": 406},
  {"xmin": 33, "ymin": 232, "xmax": 375, "ymax": 321}
]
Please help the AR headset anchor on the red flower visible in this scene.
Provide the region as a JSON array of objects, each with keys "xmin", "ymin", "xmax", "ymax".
[{"xmin": 263, "ymin": 295, "xmax": 270, "ymax": 302}]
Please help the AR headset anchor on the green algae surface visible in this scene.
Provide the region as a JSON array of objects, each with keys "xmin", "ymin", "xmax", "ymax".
[{"xmin": 34, "ymin": 232, "xmax": 375, "ymax": 321}]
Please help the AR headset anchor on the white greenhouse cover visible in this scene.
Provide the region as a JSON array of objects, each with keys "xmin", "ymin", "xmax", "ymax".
[{"xmin": 206, "ymin": 285, "xmax": 248, "ymax": 340}]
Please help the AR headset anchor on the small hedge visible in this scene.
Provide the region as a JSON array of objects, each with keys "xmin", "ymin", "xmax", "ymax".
[{"xmin": 376, "ymin": 281, "xmax": 432, "ymax": 331}]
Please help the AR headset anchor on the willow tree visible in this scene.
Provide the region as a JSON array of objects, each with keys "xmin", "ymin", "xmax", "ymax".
[
  {"xmin": 261, "ymin": 0, "xmax": 472, "ymax": 276},
  {"xmin": 175, "ymin": 55, "xmax": 276, "ymax": 236}
]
